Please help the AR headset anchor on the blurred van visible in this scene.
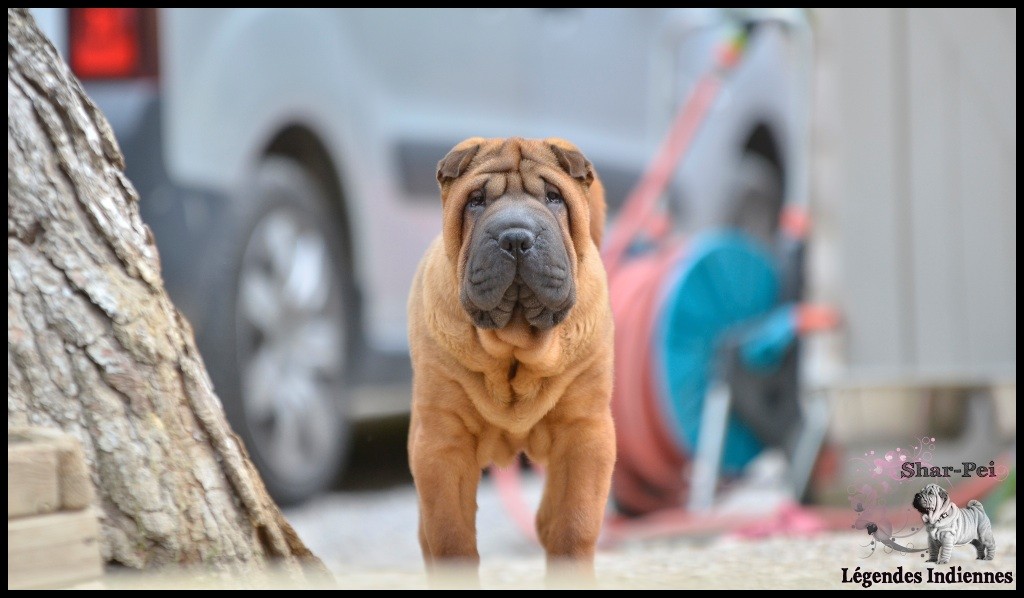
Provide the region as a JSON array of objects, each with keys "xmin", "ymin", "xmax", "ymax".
[{"xmin": 33, "ymin": 8, "xmax": 810, "ymax": 502}]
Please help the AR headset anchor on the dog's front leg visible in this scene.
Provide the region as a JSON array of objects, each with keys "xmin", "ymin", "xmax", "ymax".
[
  {"xmin": 936, "ymin": 531, "xmax": 955, "ymax": 564},
  {"xmin": 409, "ymin": 408, "xmax": 481, "ymax": 575},
  {"xmin": 535, "ymin": 411, "xmax": 615, "ymax": 585}
]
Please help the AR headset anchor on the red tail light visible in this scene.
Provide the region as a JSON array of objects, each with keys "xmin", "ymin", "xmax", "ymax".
[{"xmin": 69, "ymin": 8, "xmax": 158, "ymax": 80}]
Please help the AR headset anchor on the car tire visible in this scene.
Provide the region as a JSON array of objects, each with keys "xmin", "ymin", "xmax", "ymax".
[{"xmin": 198, "ymin": 156, "xmax": 354, "ymax": 505}]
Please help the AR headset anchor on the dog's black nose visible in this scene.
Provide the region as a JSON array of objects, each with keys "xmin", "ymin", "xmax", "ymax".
[{"xmin": 498, "ymin": 228, "xmax": 535, "ymax": 256}]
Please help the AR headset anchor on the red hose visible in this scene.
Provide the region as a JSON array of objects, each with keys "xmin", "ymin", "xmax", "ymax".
[{"xmin": 608, "ymin": 246, "xmax": 691, "ymax": 514}]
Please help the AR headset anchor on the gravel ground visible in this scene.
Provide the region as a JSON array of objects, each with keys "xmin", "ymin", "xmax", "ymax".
[
  {"xmin": 285, "ymin": 471, "xmax": 543, "ymax": 578},
  {"xmin": 285, "ymin": 472, "xmax": 1016, "ymax": 589}
]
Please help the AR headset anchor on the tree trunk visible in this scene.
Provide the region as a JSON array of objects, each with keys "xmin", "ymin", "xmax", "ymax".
[{"xmin": 7, "ymin": 8, "xmax": 324, "ymax": 578}]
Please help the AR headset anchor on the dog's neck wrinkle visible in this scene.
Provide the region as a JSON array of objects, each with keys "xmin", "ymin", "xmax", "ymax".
[
  {"xmin": 493, "ymin": 320, "xmax": 542, "ymax": 349},
  {"xmin": 477, "ymin": 308, "xmax": 556, "ymax": 356},
  {"xmin": 928, "ymin": 502, "xmax": 958, "ymax": 527}
]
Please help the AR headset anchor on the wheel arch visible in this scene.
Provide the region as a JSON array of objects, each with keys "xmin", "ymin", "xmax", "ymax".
[
  {"xmin": 258, "ymin": 124, "xmax": 365, "ymax": 346},
  {"xmin": 261, "ymin": 125, "xmax": 355, "ymax": 274}
]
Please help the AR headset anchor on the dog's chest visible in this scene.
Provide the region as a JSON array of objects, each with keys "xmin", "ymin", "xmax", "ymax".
[
  {"xmin": 474, "ymin": 415, "xmax": 556, "ymax": 468},
  {"xmin": 479, "ymin": 353, "xmax": 552, "ymax": 401},
  {"xmin": 472, "ymin": 364, "xmax": 559, "ymax": 434}
]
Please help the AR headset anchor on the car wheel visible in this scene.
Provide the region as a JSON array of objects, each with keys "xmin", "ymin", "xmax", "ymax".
[{"xmin": 201, "ymin": 156, "xmax": 353, "ymax": 505}]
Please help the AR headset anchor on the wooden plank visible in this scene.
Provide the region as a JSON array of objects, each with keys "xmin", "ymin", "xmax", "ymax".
[
  {"xmin": 53, "ymin": 437, "xmax": 94, "ymax": 511},
  {"xmin": 8, "ymin": 428, "xmax": 95, "ymax": 513},
  {"xmin": 7, "ymin": 440, "xmax": 60, "ymax": 518},
  {"xmin": 8, "ymin": 509, "xmax": 103, "ymax": 590}
]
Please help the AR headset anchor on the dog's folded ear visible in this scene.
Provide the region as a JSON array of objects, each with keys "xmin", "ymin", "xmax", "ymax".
[
  {"xmin": 547, "ymin": 139, "xmax": 604, "ymax": 248},
  {"xmin": 548, "ymin": 142, "xmax": 595, "ymax": 187},
  {"xmin": 437, "ymin": 138, "xmax": 483, "ymax": 185}
]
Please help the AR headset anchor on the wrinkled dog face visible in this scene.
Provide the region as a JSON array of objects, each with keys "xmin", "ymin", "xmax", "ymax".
[
  {"xmin": 461, "ymin": 186, "xmax": 573, "ymax": 329},
  {"xmin": 912, "ymin": 483, "xmax": 949, "ymax": 522},
  {"xmin": 436, "ymin": 138, "xmax": 601, "ymax": 330}
]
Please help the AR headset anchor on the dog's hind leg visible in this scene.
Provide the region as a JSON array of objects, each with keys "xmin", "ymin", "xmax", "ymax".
[
  {"xmin": 969, "ymin": 501, "xmax": 997, "ymax": 560},
  {"xmin": 977, "ymin": 521, "xmax": 997, "ymax": 560},
  {"xmin": 982, "ymin": 542, "xmax": 996, "ymax": 560},
  {"xmin": 971, "ymin": 539, "xmax": 995, "ymax": 560}
]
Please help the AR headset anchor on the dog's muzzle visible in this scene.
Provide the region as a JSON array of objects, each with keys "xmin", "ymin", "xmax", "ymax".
[{"xmin": 461, "ymin": 199, "xmax": 575, "ymax": 330}]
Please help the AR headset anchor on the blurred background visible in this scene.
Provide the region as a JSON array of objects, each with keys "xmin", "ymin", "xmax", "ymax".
[{"xmin": 30, "ymin": 7, "xmax": 1015, "ymax": 577}]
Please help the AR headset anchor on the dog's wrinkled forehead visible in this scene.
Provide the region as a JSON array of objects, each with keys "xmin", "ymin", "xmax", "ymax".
[
  {"xmin": 475, "ymin": 138, "xmax": 527, "ymax": 175},
  {"xmin": 437, "ymin": 137, "xmax": 593, "ymax": 190},
  {"xmin": 471, "ymin": 142, "xmax": 534, "ymax": 197},
  {"xmin": 436, "ymin": 137, "xmax": 601, "ymax": 264}
]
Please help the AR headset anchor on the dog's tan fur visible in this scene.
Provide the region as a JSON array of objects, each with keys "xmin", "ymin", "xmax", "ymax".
[{"xmin": 407, "ymin": 137, "xmax": 615, "ymax": 576}]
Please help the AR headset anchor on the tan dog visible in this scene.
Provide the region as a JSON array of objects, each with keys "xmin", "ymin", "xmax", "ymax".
[{"xmin": 407, "ymin": 137, "xmax": 615, "ymax": 579}]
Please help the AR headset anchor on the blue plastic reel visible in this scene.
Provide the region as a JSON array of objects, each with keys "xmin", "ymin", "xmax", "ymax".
[{"xmin": 654, "ymin": 231, "xmax": 780, "ymax": 474}]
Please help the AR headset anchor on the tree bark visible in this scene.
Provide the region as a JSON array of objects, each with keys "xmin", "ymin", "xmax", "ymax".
[{"xmin": 7, "ymin": 8, "xmax": 324, "ymax": 578}]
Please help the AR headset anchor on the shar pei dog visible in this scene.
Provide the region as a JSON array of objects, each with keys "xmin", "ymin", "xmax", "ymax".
[
  {"xmin": 913, "ymin": 483, "xmax": 996, "ymax": 564},
  {"xmin": 407, "ymin": 137, "xmax": 615, "ymax": 580}
]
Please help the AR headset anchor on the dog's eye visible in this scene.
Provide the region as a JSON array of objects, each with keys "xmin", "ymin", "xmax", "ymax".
[
  {"xmin": 467, "ymin": 190, "xmax": 486, "ymax": 208},
  {"xmin": 545, "ymin": 187, "xmax": 564, "ymax": 204}
]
